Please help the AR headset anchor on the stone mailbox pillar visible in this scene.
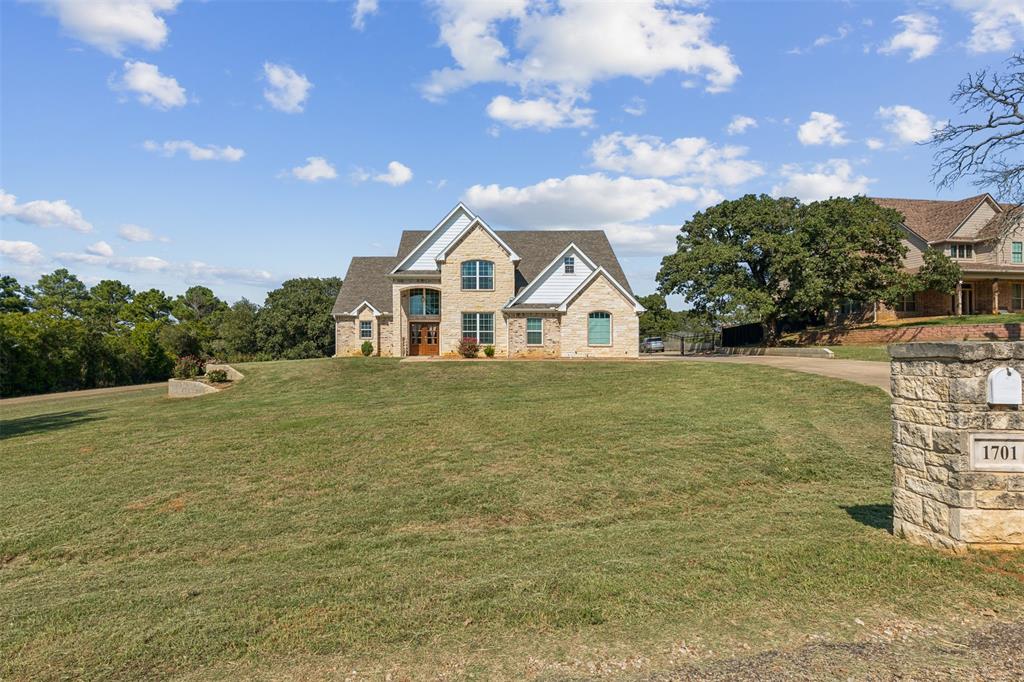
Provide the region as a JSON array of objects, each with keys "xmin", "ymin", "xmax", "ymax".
[{"xmin": 890, "ymin": 342, "xmax": 1024, "ymax": 551}]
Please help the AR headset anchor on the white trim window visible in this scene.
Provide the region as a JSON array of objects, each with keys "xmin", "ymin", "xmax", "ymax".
[
  {"xmin": 461, "ymin": 260, "xmax": 494, "ymax": 290},
  {"xmin": 563, "ymin": 256, "xmax": 575, "ymax": 274},
  {"xmin": 1013, "ymin": 242, "xmax": 1023, "ymax": 264},
  {"xmin": 359, "ymin": 320, "xmax": 373, "ymax": 339},
  {"xmin": 462, "ymin": 312, "xmax": 494, "ymax": 344},
  {"xmin": 588, "ymin": 311, "xmax": 611, "ymax": 346},
  {"xmin": 1014, "ymin": 283, "xmax": 1024, "ymax": 310},
  {"xmin": 949, "ymin": 243, "xmax": 973, "ymax": 259},
  {"xmin": 526, "ymin": 317, "xmax": 543, "ymax": 345}
]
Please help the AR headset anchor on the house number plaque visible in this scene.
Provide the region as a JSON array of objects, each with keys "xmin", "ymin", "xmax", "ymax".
[{"xmin": 970, "ymin": 433, "xmax": 1024, "ymax": 473}]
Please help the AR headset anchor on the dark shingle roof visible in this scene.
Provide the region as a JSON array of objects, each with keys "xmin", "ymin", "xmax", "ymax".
[
  {"xmin": 331, "ymin": 256, "xmax": 399, "ymax": 316},
  {"xmin": 335, "ymin": 228, "xmax": 634, "ymax": 316},
  {"xmin": 869, "ymin": 194, "xmax": 990, "ymax": 242}
]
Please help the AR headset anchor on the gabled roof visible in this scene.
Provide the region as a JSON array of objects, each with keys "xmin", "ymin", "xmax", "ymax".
[
  {"xmin": 557, "ymin": 267, "xmax": 645, "ymax": 313},
  {"xmin": 389, "ymin": 202, "xmax": 474, "ymax": 274},
  {"xmin": 331, "ymin": 256, "xmax": 398, "ymax": 316},
  {"xmin": 395, "ymin": 228, "xmax": 633, "ymax": 295},
  {"xmin": 505, "ymin": 241, "xmax": 599, "ymax": 308},
  {"xmin": 869, "ymin": 194, "xmax": 992, "ymax": 242},
  {"xmin": 437, "ymin": 217, "xmax": 520, "ymax": 263}
]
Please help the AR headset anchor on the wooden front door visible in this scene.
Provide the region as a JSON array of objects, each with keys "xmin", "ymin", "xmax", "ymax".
[{"xmin": 409, "ymin": 323, "xmax": 439, "ymax": 356}]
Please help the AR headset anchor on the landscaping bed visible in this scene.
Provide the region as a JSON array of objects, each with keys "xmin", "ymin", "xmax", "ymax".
[{"xmin": 3, "ymin": 358, "xmax": 1024, "ymax": 679}]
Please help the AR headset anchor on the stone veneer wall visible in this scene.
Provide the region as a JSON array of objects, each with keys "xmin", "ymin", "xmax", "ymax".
[
  {"xmin": 334, "ymin": 309, "xmax": 394, "ymax": 356},
  {"xmin": 560, "ymin": 275, "xmax": 639, "ymax": 358},
  {"xmin": 799, "ymin": 322, "xmax": 1023, "ymax": 346},
  {"xmin": 439, "ymin": 225, "xmax": 516, "ymax": 355},
  {"xmin": 891, "ymin": 341, "xmax": 1024, "ymax": 551},
  {"xmin": 507, "ymin": 313, "xmax": 560, "ymax": 357}
]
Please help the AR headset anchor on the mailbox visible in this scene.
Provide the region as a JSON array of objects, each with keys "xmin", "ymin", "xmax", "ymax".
[{"xmin": 987, "ymin": 367, "xmax": 1023, "ymax": 405}]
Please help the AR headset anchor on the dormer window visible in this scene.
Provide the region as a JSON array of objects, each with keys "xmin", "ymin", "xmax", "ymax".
[
  {"xmin": 564, "ymin": 256, "xmax": 575, "ymax": 274},
  {"xmin": 950, "ymin": 244, "xmax": 973, "ymax": 259}
]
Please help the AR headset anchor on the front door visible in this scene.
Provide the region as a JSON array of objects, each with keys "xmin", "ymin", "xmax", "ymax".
[
  {"xmin": 962, "ymin": 284, "xmax": 974, "ymax": 315},
  {"xmin": 409, "ymin": 323, "xmax": 439, "ymax": 356}
]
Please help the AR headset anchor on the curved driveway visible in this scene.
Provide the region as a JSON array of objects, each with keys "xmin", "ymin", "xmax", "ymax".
[{"xmin": 644, "ymin": 354, "xmax": 891, "ymax": 394}]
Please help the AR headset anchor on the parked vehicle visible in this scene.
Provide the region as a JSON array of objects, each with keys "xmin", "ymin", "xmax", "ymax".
[{"xmin": 641, "ymin": 337, "xmax": 665, "ymax": 353}]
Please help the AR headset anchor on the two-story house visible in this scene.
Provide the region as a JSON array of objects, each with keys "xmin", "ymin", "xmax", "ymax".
[
  {"xmin": 870, "ymin": 194, "xmax": 1024, "ymax": 321},
  {"xmin": 332, "ymin": 203, "xmax": 643, "ymax": 358}
]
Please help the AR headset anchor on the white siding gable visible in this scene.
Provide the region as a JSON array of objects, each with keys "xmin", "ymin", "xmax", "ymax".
[
  {"xmin": 518, "ymin": 247, "xmax": 595, "ymax": 304},
  {"xmin": 398, "ymin": 207, "xmax": 473, "ymax": 272}
]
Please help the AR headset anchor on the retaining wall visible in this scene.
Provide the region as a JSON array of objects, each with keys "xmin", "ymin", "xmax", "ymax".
[{"xmin": 798, "ymin": 322, "xmax": 1023, "ymax": 346}]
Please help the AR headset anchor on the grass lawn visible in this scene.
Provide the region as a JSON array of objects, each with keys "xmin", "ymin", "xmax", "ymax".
[
  {"xmin": 3, "ymin": 359, "xmax": 1024, "ymax": 679},
  {"xmin": 827, "ymin": 345, "xmax": 891, "ymax": 362}
]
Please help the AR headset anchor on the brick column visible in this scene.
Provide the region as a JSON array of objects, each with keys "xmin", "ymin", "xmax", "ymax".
[{"xmin": 890, "ymin": 342, "xmax": 1024, "ymax": 551}]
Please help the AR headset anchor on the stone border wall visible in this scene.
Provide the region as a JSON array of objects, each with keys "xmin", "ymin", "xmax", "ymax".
[
  {"xmin": 799, "ymin": 322, "xmax": 1022, "ymax": 346},
  {"xmin": 890, "ymin": 342, "xmax": 1024, "ymax": 551},
  {"xmin": 167, "ymin": 363, "xmax": 243, "ymax": 399}
]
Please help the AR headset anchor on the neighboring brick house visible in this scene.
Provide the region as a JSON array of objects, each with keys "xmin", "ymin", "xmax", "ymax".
[
  {"xmin": 868, "ymin": 193, "xmax": 1024, "ymax": 322},
  {"xmin": 332, "ymin": 203, "xmax": 643, "ymax": 358}
]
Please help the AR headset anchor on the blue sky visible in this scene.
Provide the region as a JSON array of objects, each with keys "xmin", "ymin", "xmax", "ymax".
[{"xmin": 2, "ymin": 0, "xmax": 1022, "ymax": 304}]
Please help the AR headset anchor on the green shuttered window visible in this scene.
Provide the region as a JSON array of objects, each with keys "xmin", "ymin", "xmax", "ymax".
[
  {"xmin": 588, "ymin": 312, "xmax": 611, "ymax": 346},
  {"xmin": 1013, "ymin": 242, "xmax": 1022, "ymax": 264}
]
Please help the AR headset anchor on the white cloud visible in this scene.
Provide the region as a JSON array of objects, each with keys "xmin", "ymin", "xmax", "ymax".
[
  {"xmin": 56, "ymin": 245, "xmax": 274, "ymax": 286},
  {"xmin": 39, "ymin": 0, "xmax": 179, "ymax": 57},
  {"xmin": 726, "ymin": 115, "xmax": 757, "ymax": 135},
  {"xmin": 866, "ymin": 137, "xmax": 885, "ymax": 150},
  {"xmin": 111, "ymin": 60, "xmax": 186, "ymax": 109},
  {"xmin": 772, "ymin": 159, "xmax": 874, "ymax": 202},
  {"xmin": 118, "ymin": 223, "xmax": 168, "ymax": 243},
  {"xmin": 814, "ymin": 24, "xmax": 851, "ymax": 48},
  {"xmin": 464, "ymin": 173, "xmax": 721, "ymax": 228},
  {"xmin": 486, "ymin": 95, "xmax": 594, "ymax": 130},
  {"xmin": 877, "ymin": 105, "xmax": 945, "ymax": 144},
  {"xmin": 289, "ymin": 156, "xmax": 338, "ymax": 182},
  {"xmin": 589, "ymin": 132, "xmax": 763, "ymax": 186},
  {"xmin": 263, "ymin": 62, "xmax": 312, "ymax": 113},
  {"xmin": 0, "ymin": 189, "xmax": 93, "ymax": 233},
  {"xmin": 0, "ymin": 240, "xmax": 45, "ymax": 265},
  {"xmin": 352, "ymin": 0, "xmax": 379, "ymax": 30},
  {"xmin": 953, "ymin": 0, "xmax": 1024, "ymax": 54},
  {"xmin": 879, "ymin": 13, "xmax": 941, "ymax": 61},
  {"xmin": 601, "ymin": 223, "xmax": 681, "ymax": 256},
  {"xmin": 623, "ymin": 96, "xmax": 646, "ymax": 117},
  {"xmin": 374, "ymin": 161, "xmax": 414, "ymax": 186},
  {"xmin": 86, "ymin": 241, "xmax": 114, "ymax": 257},
  {"xmin": 143, "ymin": 139, "xmax": 245, "ymax": 162},
  {"xmin": 797, "ymin": 111, "xmax": 849, "ymax": 146},
  {"xmin": 423, "ymin": 1, "xmax": 739, "ymax": 125}
]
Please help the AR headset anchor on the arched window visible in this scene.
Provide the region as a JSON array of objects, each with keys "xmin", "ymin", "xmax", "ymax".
[
  {"xmin": 407, "ymin": 288, "xmax": 440, "ymax": 316},
  {"xmin": 588, "ymin": 311, "xmax": 611, "ymax": 346},
  {"xmin": 461, "ymin": 260, "xmax": 494, "ymax": 290}
]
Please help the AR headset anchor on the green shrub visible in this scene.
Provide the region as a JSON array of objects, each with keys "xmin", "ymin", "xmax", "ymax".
[
  {"xmin": 361, "ymin": 341, "xmax": 373, "ymax": 356},
  {"xmin": 483, "ymin": 345, "xmax": 495, "ymax": 358},
  {"xmin": 457, "ymin": 337, "xmax": 479, "ymax": 358},
  {"xmin": 172, "ymin": 355, "xmax": 205, "ymax": 379},
  {"xmin": 206, "ymin": 369, "xmax": 228, "ymax": 383}
]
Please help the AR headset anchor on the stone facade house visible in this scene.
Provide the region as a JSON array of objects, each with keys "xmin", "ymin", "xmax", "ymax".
[
  {"xmin": 869, "ymin": 194, "xmax": 1024, "ymax": 322},
  {"xmin": 332, "ymin": 203, "xmax": 643, "ymax": 358}
]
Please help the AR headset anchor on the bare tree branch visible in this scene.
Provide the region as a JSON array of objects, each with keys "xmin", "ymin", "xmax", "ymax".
[{"xmin": 931, "ymin": 54, "xmax": 1024, "ymax": 210}]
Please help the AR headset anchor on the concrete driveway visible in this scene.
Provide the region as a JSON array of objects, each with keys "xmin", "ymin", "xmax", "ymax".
[{"xmin": 643, "ymin": 353, "xmax": 891, "ymax": 394}]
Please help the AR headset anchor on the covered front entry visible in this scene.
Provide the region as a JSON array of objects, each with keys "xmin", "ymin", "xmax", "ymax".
[{"xmin": 409, "ymin": 322, "xmax": 439, "ymax": 356}]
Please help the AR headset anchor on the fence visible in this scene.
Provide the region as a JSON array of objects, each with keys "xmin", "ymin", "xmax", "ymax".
[{"xmin": 721, "ymin": 322, "xmax": 764, "ymax": 347}]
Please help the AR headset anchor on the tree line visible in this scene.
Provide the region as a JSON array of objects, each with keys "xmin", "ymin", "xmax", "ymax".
[{"xmin": 0, "ymin": 269, "xmax": 342, "ymax": 397}]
